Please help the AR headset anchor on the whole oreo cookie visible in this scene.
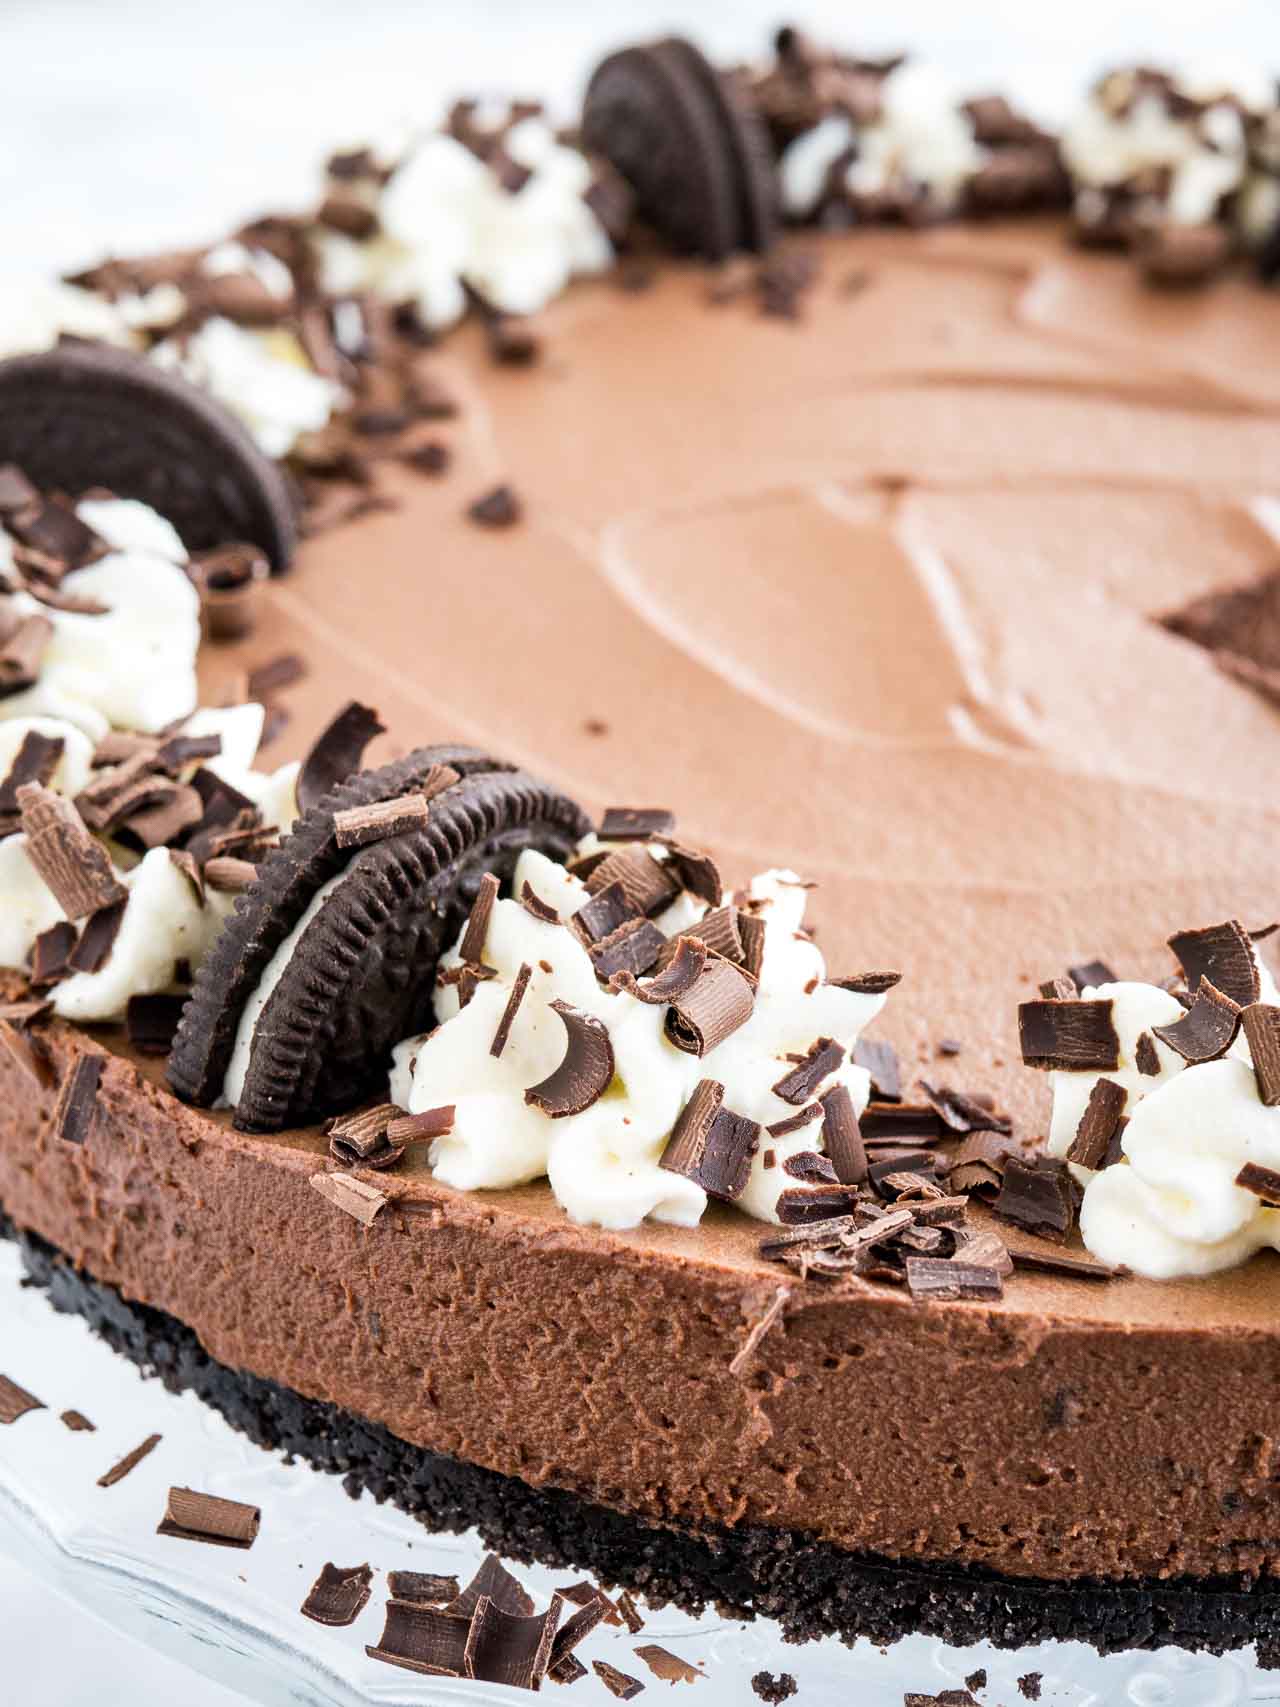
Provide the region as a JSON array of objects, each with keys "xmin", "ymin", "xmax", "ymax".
[
  {"xmin": 583, "ymin": 38, "xmax": 775, "ymax": 261},
  {"xmin": 0, "ymin": 344, "xmax": 296, "ymax": 568},
  {"xmin": 168, "ymin": 748, "xmax": 590, "ymax": 1131}
]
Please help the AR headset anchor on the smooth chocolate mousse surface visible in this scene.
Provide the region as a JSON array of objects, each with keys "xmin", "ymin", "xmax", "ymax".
[{"xmin": 4, "ymin": 220, "xmax": 1280, "ymax": 1646}]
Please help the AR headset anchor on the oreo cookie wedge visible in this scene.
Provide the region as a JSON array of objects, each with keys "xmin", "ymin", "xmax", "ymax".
[
  {"xmin": 0, "ymin": 344, "xmax": 296, "ymax": 568},
  {"xmin": 169, "ymin": 751, "xmax": 590, "ymax": 1132},
  {"xmin": 655, "ymin": 37, "xmax": 778, "ymax": 254},
  {"xmin": 583, "ymin": 41, "xmax": 742, "ymax": 261}
]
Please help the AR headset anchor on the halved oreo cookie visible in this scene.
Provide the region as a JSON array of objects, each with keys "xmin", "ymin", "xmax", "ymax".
[
  {"xmin": 168, "ymin": 747, "xmax": 590, "ymax": 1131},
  {"xmin": 582, "ymin": 38, "xmax": 776, "ymax": 260},
  {"xmin": 0, "ymin": 344, "xmax": 296, "ymax": 568}
]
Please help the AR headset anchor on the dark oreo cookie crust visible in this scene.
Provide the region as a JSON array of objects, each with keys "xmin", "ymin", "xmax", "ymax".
[
  {"xmin": 169, "ymin": 750, "xmax": 590, "ymax": 1130},
  {"xmin": 0, "ymin": 344, "xmax": 297, "ymax": 567},
  {"xmin": 583, "ymin": 42, "xmax": 745, "ymax": 261},
  {"xmin": 6, "ymin": 1208, "xmax": 1277, "ymax": 1662}
]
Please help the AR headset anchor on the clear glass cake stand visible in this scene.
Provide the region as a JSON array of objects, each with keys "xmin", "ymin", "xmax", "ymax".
[{"xmin": 0, "ymin": 1244, "xmax": 1273, "ymax": 1707}]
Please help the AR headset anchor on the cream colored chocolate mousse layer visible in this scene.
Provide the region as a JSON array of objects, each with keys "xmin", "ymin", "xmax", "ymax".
[{"xmin": 204, "ymin": 218, "xmax": 1280, "ymax": 1140}]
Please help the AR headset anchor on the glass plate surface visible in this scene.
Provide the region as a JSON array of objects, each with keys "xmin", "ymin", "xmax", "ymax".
[{"xmin": 1, "ymin": 1243, "xmax": 1275, "ymax": 1707}]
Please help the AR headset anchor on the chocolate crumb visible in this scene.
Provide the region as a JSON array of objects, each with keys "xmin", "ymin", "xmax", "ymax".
[
  {"xmin": 467, "ymin": 483, "xmax": 521, "ymax": 528},
  {"xmin": 61, "ymin": 1409, "xmax": 95, "ymax": 1431},
  {"xmin": 906, "ymin": 1256, "xmax": 1003, "ymax": 1301},
  {"xmin": 301, "ymin": 1561, "xmax": 374, "ymax": 1627},
  {"xmin": 1017, "ymin": 1673, "xmax": 1043, "ymax": 1701},
  {"xmin": 98, "ymin": 1432, "xmax": 162, "ymax": 1487},
  {"xmin": 751, "ymin": 1673, "xmax": 798, "ymax": 1704},
  {"xmin": 158, "ymin": 1485, "xmax": 260, "ymax": 1548},
  {"xmin": 965, "ymin": 1669, "xmax": 987, "ymax": 1693},
  {"xmin": 402, "ymin": 440, "xmax": 452, "ymax": 476}
]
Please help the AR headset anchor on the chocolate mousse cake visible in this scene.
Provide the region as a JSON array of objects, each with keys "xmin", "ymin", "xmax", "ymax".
[{"xmin": 2, "ymin": 25, "xmax": 1280, "ymax": 1671}]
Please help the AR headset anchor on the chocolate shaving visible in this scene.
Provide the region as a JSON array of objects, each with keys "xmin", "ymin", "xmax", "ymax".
[
  {"xmin": 126, "ymin": 993, "xmax": 186, "ymax": 1057},
  {"xmin": 17, "ymin": 782, "xmax": 127, "ymax": 918},
  {"xmin": 664, "ymin": 839, "xmax": 721, "ymax": 906},
  {"xmin": 634, "ymin": 1646, "xmax": 704, "ymax": 1684},
  {"xmin": 333, "ymin": 792, "xmax": 430, "ymax": 849},
  {"xmin": 610, "ymin": 934, "xmax": 706, "ymax": 1002},
  {"xmin": 585, "ymin": 846, "xmax": 679, "ymax": 917},
  {"xmin": 297, "ymin": 700, "xmax": 386, "ymax": 814},
  {"xmin": 820, "ymin": 1083, "xmax": 867, "ymax": 1184},
  {"xmin": 246, "ymin": 652, "xmax": 306, "ymax": 702},
  {"xmin": 53, "ymin": 1054, "xmax": 102, "ymax": 1145},
  {"xmin": 0, "ymin": 997, "xmax": 50, "ymax": 1026},
  {"xmin": 1241, "ymin": 1004, "xmax": 1280, "ymax": 1105},
  {"xmin": 870, "ymin": 1153, "xmax": 940, "ymax": 1198},
  {"xmin": 548, "ymin": 1596, "xmax": 608, "ymax": 1678},
  {"xmin": 905, "ymin": 1257, "xmax": 1004, "ymax": 1301},
  {"xmin": 121, "ymin": 782, "xmax": 205, "ymax": 850},
  {"xmin": 692, "ymin": 903, "xmax": 744, "ymax": 964},
  {"xmin": 729, "ymin": 1285, "xmax": 790, "ymax": 1376},
  {"xmin": 776, "ymin": 1184, "xmax": 860, "ymax": 1223},
  {"xmin": 154, "ymin": 732, "xmax": 223, "ymax": 773},
  {"xmin": 308, "ymin": 1170, "xmax": 387, "ymax": 1224},
  {"xmin": 67, "ymin": 899, "xmax": 125, "ymax": 975},
  {"xmin": 518, "ymin": 881, "xmax": 560, "ymax": 925},
  {"xmin": 1068, "ymin": 958, "xmax": 1116, "ymax": 990},
  {"xmin": 947, "ymin": 1130, "xmax": 1012, "ymax": 1197},
  {"xmin": 738, "ymin": 912, "xmax": 766, "ymax": 980},
  {"xmin": 168, "ymin": 847, "xmax": 205, "ymax": 906},
  {"xmin": 0, "ymin": 1374, "xmax": 43, "ymax": 1425},
  {"xmin": 917, "ymin": 1081, "xmax": 1012, "ymax": 1135},
  {"xmin": 158, "ymin": 1486, "xmax": 259, "ymax": 1548},
  {"xmin": 387, "ymin": 1571, "xmax": 461, "ymax": 1605},
  {"xmin": 302, "ymin": 1562, "xmax": 374, "ymax": 1627},
  {"xmin": 327, "ymin": 1102, "xmax": 407, "ymax": 1169},
  {"xmin": 525, "ymin": 1000, "xmax": 615, "ymax": 1117},
  {"xmin": 1040, "ymin": 976, "xmax": 1078, "ymax": 1001},
  {"xmin": 664, "ymin": 957, "xmax": 754, "ymax": 1056},
  {"xmin": 1237, "ymin": 1160, "xmax": 1280, "ymax": 1204},
  {"xmin": 0, "ymin": 611, "xmax": 53, "ymax": 694},
  {"xmin": 771, "ymin": 1036, "xmax": 845, "ymax": 1104},
  {"xmin": 955, "ymin": 1229, "xmax": 1013, "ymax": 1275},
  {"xmin": 1168, "ymin": 920, "xmax": 1259, "ymax": 1009},
  {"xmin": 61, "ymin": 1409, "xmax": 94, "ymax": 1431},
  {"xmin": 768, "ymin": 1103, "xmax": 824, "ymax": 1139},
  {"xmin": 599, "ymin": 806, "xmax": 675, "ymax": 842},
  {"xmin": 0, "ymin": 731, "xmax": 64, "ymax": 824},
  {"xmin": 1152, "ymin": 977, "xmax": 1241, "ymax": 1063},
  {"xmin": 1065, "ymin": 1077, "xmax": 1128, "ymax": 1170},
  {"xmin": 491, "ymin": 963, "xmax": 532, "ymax": 1058},
  {"xmin": 367, "ymin": 1601, "xmax": 471, "ymax": 1677},
  {"xmin": 832, "ymin": 971, "xmax": 901, "ymax": 995},
  {"xmin": 465, "ymin": 1594, "xmax": 562, "ymax": 1690},
  {"xmin": 1009, "ymin": 1248, "xmax": 1122, "ymax": 1281},
  {"xmin": 98, "ymin": 1432, "xmax": 162, "ymax": 1487},
  {"xmin": 590, "ymin": 916, "xmax": 667, "ymax": 981},
  {"xmin": 594, "ymin": 1659, "xmax": 646, "ymax": 1699},
  {"xmin": 29, "ymin": 921, "xmax": 76, "ymax": 985},
  {"xmin": 572, "ymin": 880, "xmax": 641, "ymax": 944},
  {"xmin": 616, "ymin": 1590, "xmax": 645, "ymax": 1633},
  {"xmin": 860, "ymin": 1102, "xmax": 947, "ymax": 1143},
  {"xmin": 993, "ymin": 1156, "xmax": 1077, "ymax": 1243},
  {"xmin": 551, "ymin": 1654, "xmax": 588, "ymax": 1685},
  {"xmin": 459, "ymin": 871, "xmax": 500, "ymax": 964},
  {"xmin": 1135, "ymin": 1030, "xmax": 1161, "ymax": 1075},
  {"xmin": 447, "ymin": 1554, "xmax": 535, "ymax": 1620},
  {"xmin": 467, "ymin": 484, "xmax": 521, "ymax": 528},
  {"xmin": 204, "ymin": 855, "xmax": 258, "ymax": 892},
  {"xmin": 1018, "ymin": 998, "xmax": 1120, "ymax": 1071},
  {"xmin": 385, "ymin": 1105, "xmax": 456, "ymax": 1144},
  {"xmin": 660, "ymin": 1078, "xmax": 759, "ymax": 1201},
  {"xmin": 854, "ymin": 1037, "xmax": 901, "ymax": 1100}
]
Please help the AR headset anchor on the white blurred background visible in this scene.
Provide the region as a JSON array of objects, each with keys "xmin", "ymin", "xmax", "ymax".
[{"xmin": 0, "ymin": 1, "xmax": 1274, "ymax": 1699}]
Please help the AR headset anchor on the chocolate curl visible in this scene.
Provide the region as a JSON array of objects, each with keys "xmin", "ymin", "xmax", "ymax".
[
  {"xmin": 525, "ymin": 1000, "xmax": 615, "ymax": 1117},
  {"xmin": 664, "ymin": 958, "xmax": 754, "ymax": 1056},
  {"xmin": 610, "ymin": 935, "xmax": 707, "ymax": 1003}
]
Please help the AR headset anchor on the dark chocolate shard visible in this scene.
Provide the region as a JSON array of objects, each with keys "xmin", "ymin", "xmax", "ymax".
[
  {"xmin": 309, "ymin": 1170, "xmax": 388, "ymax": 1225},
  {"xmin": 694, "ymin": 903, "xmax": 744, "ymax": 963},
  {"xmin": 615, "ymin": 1590, "xmax": 645, "ymax": 1634},
  {"xmin": 29, "ymin": 920, "xmax": 76, "ymax": 986},
  {"xmin": 246, "ymin": 651, "xmax": 306, "ymax": 702},
  {"xmin": 1135, "ymin": 1030, "xmax": 1161, "ymax": 1076},
  {"xmin": 387, "ymin": 1570, "xmax": 460, "ymax": 1605},
  {"xmin": 67, "ymin": 899, "xmax": 126, "ymax": 975},
  {"xmin": 525, "ymin": 1000, "xmax": 615, "ymax": 1118},
  {"xmin": 664, "ymin": 957, "xmax": 754, "ymax": 1055},
  {"xmin": 97, "ymin": 1433, "xmax": 162, "ymax": 1486},
  {"xmin": 60, "ymin": 1409, "xmax": 94, "ymax": 1431},
  {"xmin": 467, "ymin": 483, "xmax": 521, "ymax": 527},
  {"xmin": 385, "ymin": 1106, "xmax": 456, "ymax": 1144},
  {"xmin": 1236, "ymin": 1161, "xmax": 1280, "ymax": 1205},
  {"xmin": 465, "ymin": 1593, "xmax": 562, "ymax": 1689},
  {"xmin": 297, "ymin": 700, "xmax": 386, "ymax": 815},
  {"xmin": 1068, "ymin": 959, "xmax": 1116, "ymax": 991},
  {"xmin": 53, "ymin": 1054, "xmax": 102, "ymax": 1145},
  {"xmin": 519, "ymin": 880, "xmax": 560, "ymax": 925},
  {"xmin": 491, "ymin": 963, "xmax": 532, "ymax": 1059},
  {"xmin": 572, "ymin": 879, "xmax": 641, "ymax": 944},
  {"xmin": 550, "ymin": 1653, "xmax": 588, "ymax": 1684},
  {"xmin": 589, "ymin": 917, "xmax": 667, "ymax": 981},
  {"xmin": 548, "ymin": 1595, "xmax": 608, "ymax": 1676},
  {"xmin": 593, "ymin": 1659, "xmax": 646, "ymax": 1700},
  {"xmin": 333, "ymin": 792, "xmax": 431, "ymax": 849},
  {"xmin": 905, "ymin": 1257, "xmax": 1003, "ymax": 1301},
  {"xmin": 1065, "ymin": 1077, "xmax": 1128, "ymax": 1170},
  {"xmin": 664, "ymin": 838, "xmax": 721, "ymax": 906},
  {"xmin": 947, "ymin": 1131, "xmax": 1013, "ymax": 1198},
  {"xmin": 1018, "ymin": 998, "xmax": 1120, "ymax": 1071},
  {"xmin": 660, "ymin": 1078, "xmax": 759, "ymax": 1200},
  {"xmin": 301, "ymin": 1561, "xmax": 374, "ymax": 1627},
  {"xmin": 1009, "ymin": 1248, "xmax": 1122, "ymax": 1281},
  {"xmin": 993, "ymin": 1156, "xmax": 1077, "ymax": 1243},
  {"xmin": 776, "ymin": 1183, "xmax": 859, "ymax": 1223},
  {"xmin": 0, "ymin": 1374, "xmax": 44, "ymax": 1425},
  {"xmin": 738, "ymin": 911, "xmax": 766, "ymax": 979},
  {"xmin": 767, "ymin": 1103, "xmax": 823, "ymax": 1139},
  {"xmin": 327, "ymin": 1102, "xmax": 407, "ymax": 1169},
  {"xmin": 634, "ymin": 1645, "xmax": 704, "ymax": 1684},
  {"xmin": 1241, "ymin": 1004, "xmax": 1280, "ymax": 1105},
  {"xmin": 585, "ymin": 845, "xmax": 680, "ymax": 917},
  {"xmin": 203, "ymin": 855, "xmax": 258, "ymax": 893},
  {"xmin": 447, "ymin": 1553, "xmax": 535, "ymax": 1620},
  {"xmin": 125, "ymin": 993, "xmax": 186, "ymax": 1057},
  {"xmin": 17, "ymin": 782, "xmax": 127, "ymax": 918},
  {"xmin": 1152, "ymin": 977, "xmax": 1242, "ymax": 1064},
  {"xmin": 854, "ymin": 1037, "xmax": 901, "ymax": 1100},
  {"xmin": 1167, "ymin": 920, "xmax": 1259, "ymax": 1010},
  {"xmin": 610, "ymin": 934, "xmax": 706, "ymax": 1003},
  {"xmin": 870, "ymin": 1153, "xmax": 940, "ymax": 1198},
  {"xmin": 771, "ymin": 1036, "xmax": 845, "ymax": 1105},
  {"xmin": 367, "ymin": 1600, "xmax": 471, "ymax": 1677},
  {"xmin": 0, "ymin": 730, "xmax": 64, "ymax": 824},
  {"xmin": 917, "ymin": 1081, "xmax": 1012, "ymax": 1135},
  {"xmin": 0, "ymin": 610, "xmax": 54, "ymax": 695},
  {"xmin": 460, "ymin": 870, "xmax": 501, "ymax": 965},
  {"xmin": 599, "ymin": 806, "xmax": 675, "ymax": 841},
  {"xmin": 819, "ymin": 1083, "xmax": 866, "ymax": 1184},
  {"xmin": 157, "ymin": 1486, "xmax": 259, "ymax": 1547},
  {"xmin": 831, "ymin": 971, "xmax": 901, "ymax": 995},
  {"xmin": 860, "ymin": 1102, "xmax": 947, "ymax": 1143}
]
